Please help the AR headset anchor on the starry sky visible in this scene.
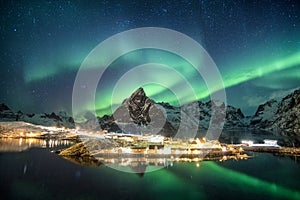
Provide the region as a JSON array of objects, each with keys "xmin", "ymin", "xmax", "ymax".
[{"xmin": 0, "ymin": 0, "xmax": 299, "ymax": 117}]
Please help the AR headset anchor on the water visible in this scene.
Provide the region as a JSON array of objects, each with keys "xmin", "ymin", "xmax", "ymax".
[{"xmin": 0, "ymin": 139, "xmax": 299, "ymax": 200}]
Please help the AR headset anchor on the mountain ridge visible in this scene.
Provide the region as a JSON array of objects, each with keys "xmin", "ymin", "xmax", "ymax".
[{"xmin": 1, "ymin": 88, "xmax": 299, "ymax": 136}]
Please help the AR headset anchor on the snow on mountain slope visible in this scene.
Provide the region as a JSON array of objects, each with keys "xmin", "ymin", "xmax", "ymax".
[
  {"xmin": 250, "ymin": 99, "xmax": 279, "ymax": 129},
  {"xmin": 21, "ymin": 112, "xmax": 75, "ymax": 128},
  {"xmin": 250, "ymin": 88, "xmax": 300, "ymax": 135},
  {"xmin": 0, "ymin": 103, "xmax": 74, "ymax": 128},
  {"xmin": 270, "ymin": 89, "xmax": 300, "ymax": 134},
  {"xmin": 0, "ymin": 103, "xmax": 19, "ymax": 121}
]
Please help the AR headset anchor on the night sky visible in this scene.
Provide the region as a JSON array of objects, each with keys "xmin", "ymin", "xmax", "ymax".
[{"xmin": 1, "ymin": 0, "xmax": 299, "ymax": 117}]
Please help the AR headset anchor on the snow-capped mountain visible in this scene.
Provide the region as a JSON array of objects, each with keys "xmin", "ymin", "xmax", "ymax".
[
  {"xmin": 252, "ymin": 89, "xmax": 300, "ymax": 134},
  {"xmin": 250, "ymin": 99, "xmax": 279, "ymax": 129},
  {"xmin": 158, "ymin": 101, "xmax": 246, "ymax": 131},
  {"xmin": 0, "ymin": 103, "xmax": 74, "ymax": 128},
  {"xmin": 99, "ymin": 88, "xmax": 175, "ymax": 135},
  {"xmin": 97, "ymin": 88, "xmax": 247, "ymax": 136},
  {"xmin": 20, "ymin": 111, "xmax": 75, "ymax": 128},
  {"xmin": 1, "ymin": 88, "xmax": 299, "ymax": 136},
  {"xmin": 97, "ymin": 87, "xmax": 300, "ymax": 136},
  {"xmin": 0, "ymin": 103, "xmax": 20, "ymax": 121}
]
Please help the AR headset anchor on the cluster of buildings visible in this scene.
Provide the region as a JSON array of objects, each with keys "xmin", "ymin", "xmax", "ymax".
[{"xmin": 88, "ymin": 131, "xmax": 242, "ymax": 157}]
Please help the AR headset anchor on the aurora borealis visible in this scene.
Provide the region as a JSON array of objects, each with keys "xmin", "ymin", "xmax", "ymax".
[{"xmin": 1, "ymin": 0, "xmax": 300, "ymax": 116}]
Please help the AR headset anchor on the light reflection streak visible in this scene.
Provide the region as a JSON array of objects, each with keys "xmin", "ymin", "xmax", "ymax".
[{"xmin": 0, "ymin": 138, "xmax": 73, "ymax": 152}]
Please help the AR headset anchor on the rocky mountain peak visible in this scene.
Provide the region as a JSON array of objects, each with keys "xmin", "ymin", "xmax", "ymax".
[
  {"xmin": 129, "ymin": 87, "xmax": 148, "ymax": 106},
  {"xmin": 128, "ymin": 88, "xmax": 154, "ymax": 125},
  {"xmin": 114, "ymin": 87, "xmax": 155, "ymax": 125},
  {"xmin": 101, "ymin": 88, "xmax": 173, "ymax": 134}
]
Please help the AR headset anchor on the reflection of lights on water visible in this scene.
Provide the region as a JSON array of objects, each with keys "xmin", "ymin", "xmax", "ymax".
[
  {"xmin": 48, "ymin": 139, "xmax": 72, "ymax": 148},
  {"xmin": 196, "ymin": 163, "xmax": 200, "ymax": 168},
  {"xmin": 2, "ymin": 138, "xmax": 72, "ymax": 149},
  {"xmin": 28, "ymin": 138, "xmax": 34, "ymax": 146},
  {"xmin": 19, "ymin": 138, "xmax": 23, "ymax": 146}
]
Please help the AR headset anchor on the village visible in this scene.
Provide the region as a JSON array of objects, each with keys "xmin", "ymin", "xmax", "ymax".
[{"xmin": 72, "ymin": 131, "xmax": 284, "ymax": 163}]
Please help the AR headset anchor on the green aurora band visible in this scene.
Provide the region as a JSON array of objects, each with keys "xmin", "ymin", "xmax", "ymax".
[
  {"xmin": 94, "ymin": 50, "xmax": 300, "ymax": 116},
  {"xmin": 24, "ymin": 48, "xmax": 300, "ymax": 117},
  {"xmin": 9, "ymin": 160, "xmax": 300, "ymax": 199},
  {"xmin": 93, "ymin": 162, "xmax": 300, "ymax": 199},
  {"xmin": 146, "ymin": 162, "xmax": 300, "ymax": 199}
]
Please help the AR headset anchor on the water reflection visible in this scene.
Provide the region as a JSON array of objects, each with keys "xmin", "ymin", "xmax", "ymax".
[
  {"xmin": 0, "ymin": 138, "xmax": 73, "ymax": 152},
  {"xmin": 60, "ymin": 152, "xmax": 251, "ymax": 174}
]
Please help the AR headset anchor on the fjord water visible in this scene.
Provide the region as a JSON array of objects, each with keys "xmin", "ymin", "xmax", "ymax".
[{"xmin": 0, "ymin": 141, "xmax": 299, "ymax": 200}]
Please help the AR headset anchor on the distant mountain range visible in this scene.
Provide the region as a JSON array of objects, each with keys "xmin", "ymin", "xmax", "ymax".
[
  {"xmin": 1, "ymin": 88, "xmax": 299, "ymax": 137},
  {"xmin": 0, "ymin": 103, "xmax": 75, "ymax": 128}
]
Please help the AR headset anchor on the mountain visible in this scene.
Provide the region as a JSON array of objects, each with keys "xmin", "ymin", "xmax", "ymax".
[
  {"xmin": 98, "ymin": 88, "xmax": 246, "ymax": 136},
  {"xmin": 0, "ymin": 103, "xmax": 74, "ymax": 128},
  {"xmin": 114, "ymin": 88, "xmax": 154, "ymax": 125},
  {"xmin": 158, "ymin": 101, "xmax": 246, "ymax": 131},
  {"xmin": 250, "ymin": 99, "xmax": 279, "ymax": 129},
  {"xmin": 0, "ymin": 103, "xmax": 19, "ymax": 121},
  {"xmin": 251, "ymin": 89, "xmax": 300, "ymax": 134},
  {"xmin": 1, "ymin": 88, "xmax": 299, "ymax": 137},
  {"xmin": 20, "ymin": 111, "xmax": 75, "ymax": 128},
  {"xmin": 98, "ymin": 88, "xmax": 300, "ymax": 138},
  {"xmin": 100, "ymin": 88, "xmax": 175, "ymax": 135},
  {"xmin": 272, "ymin": 89, "xmax": 300, "ymax": 134}
]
